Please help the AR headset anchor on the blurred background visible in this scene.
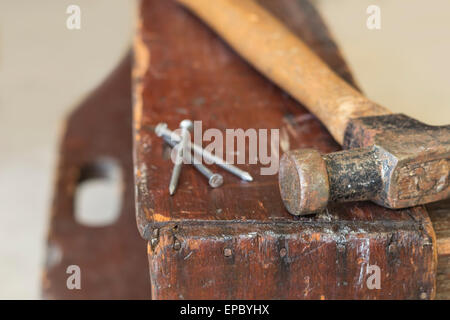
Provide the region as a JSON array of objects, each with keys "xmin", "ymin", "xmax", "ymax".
[{"xmin": 0, "ymin": 0, "xmax": 449, "ymax": 299}]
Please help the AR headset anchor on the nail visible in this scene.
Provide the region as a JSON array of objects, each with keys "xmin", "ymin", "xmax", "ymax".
[
  {"xmin": 155, "ymin": 122, "xmax": 253, "ymax": 182},
  {"xmin": 223, "ymin": 247, "xmax": 232, "ymax": 257},
  {"xmin": 168, "ymin": 120, "xmax": 193, "ymax": 195},
  {"xmin": 163, "ymin": 136, "xmax": 224, "ymax": 188}
]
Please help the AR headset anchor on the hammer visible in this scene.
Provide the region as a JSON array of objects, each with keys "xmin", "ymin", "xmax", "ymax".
[{"xmin": 177, "ymin": 0, "xmax": 450, "ymax": 215}]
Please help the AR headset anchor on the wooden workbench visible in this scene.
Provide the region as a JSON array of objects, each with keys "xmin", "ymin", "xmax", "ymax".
[
  {"xmin": 42, "ymin": 0, "xmax": 449, "ymax": 299},
  {"xmin": 133, "ymin": 0, "xmax": 447, "ymax": 299}
]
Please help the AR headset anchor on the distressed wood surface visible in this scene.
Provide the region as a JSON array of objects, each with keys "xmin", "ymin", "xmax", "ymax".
[{"xmin": 134, "ymin": 0, "xmax": 438, "ymax": 299}]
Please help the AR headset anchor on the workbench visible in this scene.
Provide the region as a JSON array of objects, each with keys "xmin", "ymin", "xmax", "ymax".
[{"xmin": 42, "ymin": 0, "xmax": 449, "ymax": 299}]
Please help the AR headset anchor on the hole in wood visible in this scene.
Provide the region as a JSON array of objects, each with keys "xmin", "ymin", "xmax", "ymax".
[{"xmin": 74, "ymin": 158, "xmax": 122, "ymax": 227}]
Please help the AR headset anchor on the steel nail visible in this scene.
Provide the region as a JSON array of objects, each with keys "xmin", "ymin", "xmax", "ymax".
[
  {"xmin": 155, "ymin": 122, "xmax": 253, "ymax": 182},
  {"xmin": 168, "ymin": 120, "xmax": 193, "ymax": 195},
  {"xmin": 163, "ymin": 136, "xmax": 224, "ymax": 188}
]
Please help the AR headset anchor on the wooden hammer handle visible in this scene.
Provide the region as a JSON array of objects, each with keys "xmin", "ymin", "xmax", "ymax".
[{"xmin": 177, "ymin": 0, "xmax": 391, "ymax": 144}]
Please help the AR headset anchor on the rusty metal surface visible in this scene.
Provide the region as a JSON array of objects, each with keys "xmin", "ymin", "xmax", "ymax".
[
  {"xmin": 280, "ymin": 114, "xmax": 450, "ymax": 215},
  {"xmin": 42, "ymin": 54, "xmax": 150, "ymax": 299},
  {"xmin": 279, "ymin": 149, "xmax": 330, "ymax": 215},
  {"xmin": 134, "ymin": 0, "xmax": 437, "ymax": 299},
  {"xmin": 344, "ymin": 114, "xmax": 449, "ymax": 208}
]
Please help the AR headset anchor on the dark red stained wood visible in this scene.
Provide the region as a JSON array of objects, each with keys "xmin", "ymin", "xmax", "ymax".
[
  {"xmin": 42, "ymin": 54, "xmax": 150, "ymax": 299},
  {"xmin": 134, "ymin": 0, "xmax": 436, "ymax": 299},
  {"xmin": 148, "ymin": 209, "xmax": 435, "ymax": 299}
]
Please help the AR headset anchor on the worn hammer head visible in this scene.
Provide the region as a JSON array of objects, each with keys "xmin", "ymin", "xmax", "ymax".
[{"xmin": 279, "ymin": 114, "xmax": 450, "ymax": 215}]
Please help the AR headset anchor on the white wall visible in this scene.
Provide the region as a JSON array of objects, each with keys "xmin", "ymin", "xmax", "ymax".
[
  {"xmin": 315, "ymin": 0, "xmax": 450, "ymax": 125},
  {"xmin": 0, "ymin": 0, "xmax": 136, "ymax": 299}
]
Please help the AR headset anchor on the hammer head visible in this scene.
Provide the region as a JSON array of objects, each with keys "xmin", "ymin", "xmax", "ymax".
[{"xmin": 279, "ymin": 114, "xmax": 450, "ymax": 215}]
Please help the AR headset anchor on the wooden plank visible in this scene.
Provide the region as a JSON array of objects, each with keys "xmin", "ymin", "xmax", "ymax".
[
  {"xmin": 133, "ymin": 0, "xmax": 437, "ymax": 299},
  {"xmin": 43, "ymin": 54, "xmax": 150, "ymax": 299}
]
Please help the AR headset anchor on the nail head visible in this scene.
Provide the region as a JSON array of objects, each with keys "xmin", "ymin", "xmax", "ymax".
[{"xmin": 224, "ymin": 248, "xmax": 232, "ymax": 257}]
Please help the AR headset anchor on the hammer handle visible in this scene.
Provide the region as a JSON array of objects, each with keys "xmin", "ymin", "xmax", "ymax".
[{"xmin": 177, "ymin": 0, "xmax": 391, "ymax": 144}]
